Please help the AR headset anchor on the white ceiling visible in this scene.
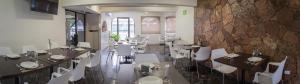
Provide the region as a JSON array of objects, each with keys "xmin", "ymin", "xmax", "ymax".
[
  {"xmin": 63, "ymin": 0, "xmax": 197, "ymax": 7},
  {"xmin": 63, "ymin": 0, "xmax": 197, "ymax": 14}
]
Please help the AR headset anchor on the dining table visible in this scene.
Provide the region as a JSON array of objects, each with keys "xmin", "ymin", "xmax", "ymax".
[
  {"xmin": 0, "ymin": 47, "xmax": 91, "ymax": 84},
  {"xmin": 134, "ymin": 62, "xmax": 190, "ymax": 84},
  {"xmin": 214, "ymin": 53, "xmax": 269, "ymax": 84}
]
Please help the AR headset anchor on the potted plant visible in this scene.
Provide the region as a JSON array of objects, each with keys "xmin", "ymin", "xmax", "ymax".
[{"xmin": 111, "ymin": 34, "xmax": 120, "ymax": 41}]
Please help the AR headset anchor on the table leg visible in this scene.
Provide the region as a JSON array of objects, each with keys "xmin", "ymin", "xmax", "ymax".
[
  {"xmin": 241, "ymin": 69, "xmax": 245, "ymax": 84},
  {"xmin": 50, "ymin": 66, "xmax": 54, "ymax": 78},
  {"xmin": 14, "ymin": 77, "xmax": 20, "ymax": 84}
]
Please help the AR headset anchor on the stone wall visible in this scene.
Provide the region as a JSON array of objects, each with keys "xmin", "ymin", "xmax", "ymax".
[{"xmin": 195, "ymin": 0, "xmax": 300, "ymax": 82}]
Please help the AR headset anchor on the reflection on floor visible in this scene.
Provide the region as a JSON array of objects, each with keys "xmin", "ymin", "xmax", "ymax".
[{"xmin": 1, "ymin": 44, "xmax": 243, "ymax": 84}]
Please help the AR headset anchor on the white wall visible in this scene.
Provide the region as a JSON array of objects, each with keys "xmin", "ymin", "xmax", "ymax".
[
  {"xmin": 0, "ymin": 0, "xmax": 66, "ymax": 53},
  {"xmin": 102, "ymin": 12, "xmax": 175, "ymax": 44},
  {"xmin": 176, "ymin": 6, "xmax": 194, "ymax": 44}
]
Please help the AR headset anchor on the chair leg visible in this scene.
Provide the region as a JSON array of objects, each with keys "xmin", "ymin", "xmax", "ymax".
[
  {"xmin": 105, "ymin": 52, "xmax": 111, "ymax": 65},
  {"xmin": 116, "ymin": 56, "xmax": 120, "ymax": 73},
  {"xmin": 222, "ymin": 73, "xmax": 225, "ymax": 84},
  {"xmin": 195, "ymin": 61, "xmax": 200, "ymax": 79},
  {"xmin": 172, "ymin": 58, "xmax": 176, "ymax": 65},
  {"xmin": 237, "ymin": 70, "xmax": 239, "ymax": 84}
]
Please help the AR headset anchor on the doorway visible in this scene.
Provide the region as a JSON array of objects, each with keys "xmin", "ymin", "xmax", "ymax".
[{"xmin": 111, "ymin": 17, "xmax": 135, "ymax": 40}]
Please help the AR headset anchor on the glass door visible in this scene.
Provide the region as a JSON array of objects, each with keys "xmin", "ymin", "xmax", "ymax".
[
  {"xmin": 65, "ymin": 10, "xmax": 86, "ymax": 45},
  {"xmin": 112, "ymin": 17, "xmax": 134, "ymax": 40}
]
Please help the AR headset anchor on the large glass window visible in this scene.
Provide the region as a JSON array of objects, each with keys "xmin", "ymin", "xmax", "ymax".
[
  {"xmin": 65, "ymin": 10, "xmax": 86, "ymax": 45},
  {"xmin": 111, "ymin": 17, "xmax": 135, "ymax": 40},
  {"xmin": 76, "ymin": 13, "xmax": 85, "ymax": 42},
  {"xmin": 166, "ymin": 16, "xmax": 176, "ymax": 33},
  {"xmin": 141, "ymin": 16, "xmax": 161, "ymax": 34}
]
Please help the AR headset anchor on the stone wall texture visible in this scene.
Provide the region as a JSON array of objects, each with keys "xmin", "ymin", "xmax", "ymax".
[{"xmin": 195, "ymin": 0, "xmax": 300, "ymax": 82}]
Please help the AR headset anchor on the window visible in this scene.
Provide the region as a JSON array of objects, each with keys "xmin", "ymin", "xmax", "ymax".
[
  {"xmin": 141, "ymin": 16, "xmax": 161, "ymax": 34},
  {"xmin": 65, "ymin": 10, "xmax": 86, "ymax": 45},
  {"xmin": 111, "ymin": 17, "xmax": 135, "ymax": 40},
  {"xmin": 166, "ymin": 16, "xmax": 176, "ymax": 33}
]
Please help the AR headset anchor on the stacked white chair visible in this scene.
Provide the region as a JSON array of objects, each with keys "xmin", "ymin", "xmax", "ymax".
[
  {"xmin": 56, "ymin": 57, "xmax": 89, "ymax": 83},
  {"xmin": 0, "ymin": 47, "xmax": 13, "ymax": 56},
  {"xmin": 253, "ymin": 56, "xmax": 288, "ymax": 84},
  {"xmin": 22, "ymin": 45, "xmax": 38, "ymax": 53},
  {"xmin": 211, "ymin": 48, "xmax": 238, "ymax": 84},
  {"xmin": 193, "ymin": 47, "xmax": 211, "ymax": 79}
]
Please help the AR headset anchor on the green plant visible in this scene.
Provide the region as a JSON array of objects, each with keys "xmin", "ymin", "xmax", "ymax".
[{"xmin": 111, "ymin": 34, "xmax": 120, "ymax": 41}]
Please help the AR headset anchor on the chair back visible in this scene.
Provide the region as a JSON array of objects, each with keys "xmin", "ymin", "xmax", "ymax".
[
  {"xmin": 47, "ymin": 71, "xmax": 71, "ymax": 84},
  {"xmin": 257, "ymin": 75, "xmax": 272, "ymax": 84},
  {"xmin": 89, "ymin": 50, "xmax": 101, "ymax": 67},
  {"xmin": 0, "ymin": 47, "xmax": 13, "ymax": 56},
  {"xmin": 169, "ymin": 46, "xmax": 177, "ymax": 58},
  {"xmin": 78, "ymin": 42, "xmax": 91, "ymax": 48},
  {"xmin": 211, "ymin": 48, "xmax": 228, "ymax": 67},
  {"xmin": 48, "ymin": 40, "xmax": 61, "ymax": 49},
  {"xmin": 272, "ymin": 56, "xmax": 288, "ymax": 83},
  {"xmin": 195, "ymin": 47, "xmax": 211, "ymax": 61},
  {"xmin": 70, "ymin": 57, "xmax": 89, "ymax": 81},
  {"xmin": 116, "ymin": 44, "xmax": 132, "ymax": 56},
  {"xmin": 22, "ymin": 45, "xmax": 37, "ymax": 53},
  {"xmin": 141, "ymin": 40, "xmax": 148, "ymax": 48}
]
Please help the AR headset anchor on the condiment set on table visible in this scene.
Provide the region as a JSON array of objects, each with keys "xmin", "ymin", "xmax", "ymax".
[
  {"xmin": 246, "ymin": 49, "xmax": 263, "ymax": 65},
  {"xmin": 138, "ymin": 63, "xmax": 160, "ymax": 76},
  {"xmin": 136, "ymin": 63, "xmax": 172, "ymax": 84}
]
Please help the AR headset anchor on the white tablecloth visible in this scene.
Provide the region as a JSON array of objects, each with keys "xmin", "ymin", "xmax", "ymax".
[{"xmin": 135, "ymin": 54, "xmax": 160, "ymax": 64}]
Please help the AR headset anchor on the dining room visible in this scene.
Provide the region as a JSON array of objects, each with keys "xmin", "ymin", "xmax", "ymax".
[{"xmin": 0, "ymin": 0, "xmax": 300, "ymax": 84}]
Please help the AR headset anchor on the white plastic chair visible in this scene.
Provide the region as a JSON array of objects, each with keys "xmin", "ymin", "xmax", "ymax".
[
  {"xmin": 57, "ymin": 57, "xmax": 89, "ymax": 82},
  {"xmin": 116, "ymin": 44, "xmax": 133, "ymax": 72},
  {"xmin": 193, "ymin": 47, "xmax": 211, "ymax": 79},
  {"xmin": 116, "ymin": 44, "xmax": 132, "ymax": 56},
  {"xmin": 76, "ymin": 42, "xmax": 92, "ymax": 60},
  {"xmin": 22, "ymin": 45, "xmax": 38, "ymax": 54},
  {"xmin": 47, "ymin": 68, "xmax": 71, "ymax": 84},
  {"xmin": 136, "ymin": 40, "xmax": 148, "ymax": 53},
  {"xmin": 86, "ymin": 50, "xmax": 101, "ymax": 68},
  {"xmin": 211, "ymin": 48, "xmax": 238, "ymax": 84},
  {"xmin": 48, "ymin": 40, "xmax": 61, "ymax": 49},
  {"xmin": 0, "ymin": 47, "xmax": 13, "ymax": 56},
  {"xmin": 253, "ymin": 56, "xmax": 288, "ymax": 84},
  {"xmin": 78, "ymin": 42, "xmax": 91, "ymax": 48},
  {"xmin": 169, "ymin": 45, "xmax": 189, "ymax": 65}
]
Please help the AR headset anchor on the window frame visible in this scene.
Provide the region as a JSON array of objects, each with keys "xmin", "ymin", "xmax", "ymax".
[{"xmin": 111, "ymin": 17, "xmax": 135, "ymax": 38}]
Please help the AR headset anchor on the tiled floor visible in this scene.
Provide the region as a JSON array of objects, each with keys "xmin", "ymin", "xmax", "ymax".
[{"xmin": 1, "ymin": 44, "xmax": 244, "ymax": 84}]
